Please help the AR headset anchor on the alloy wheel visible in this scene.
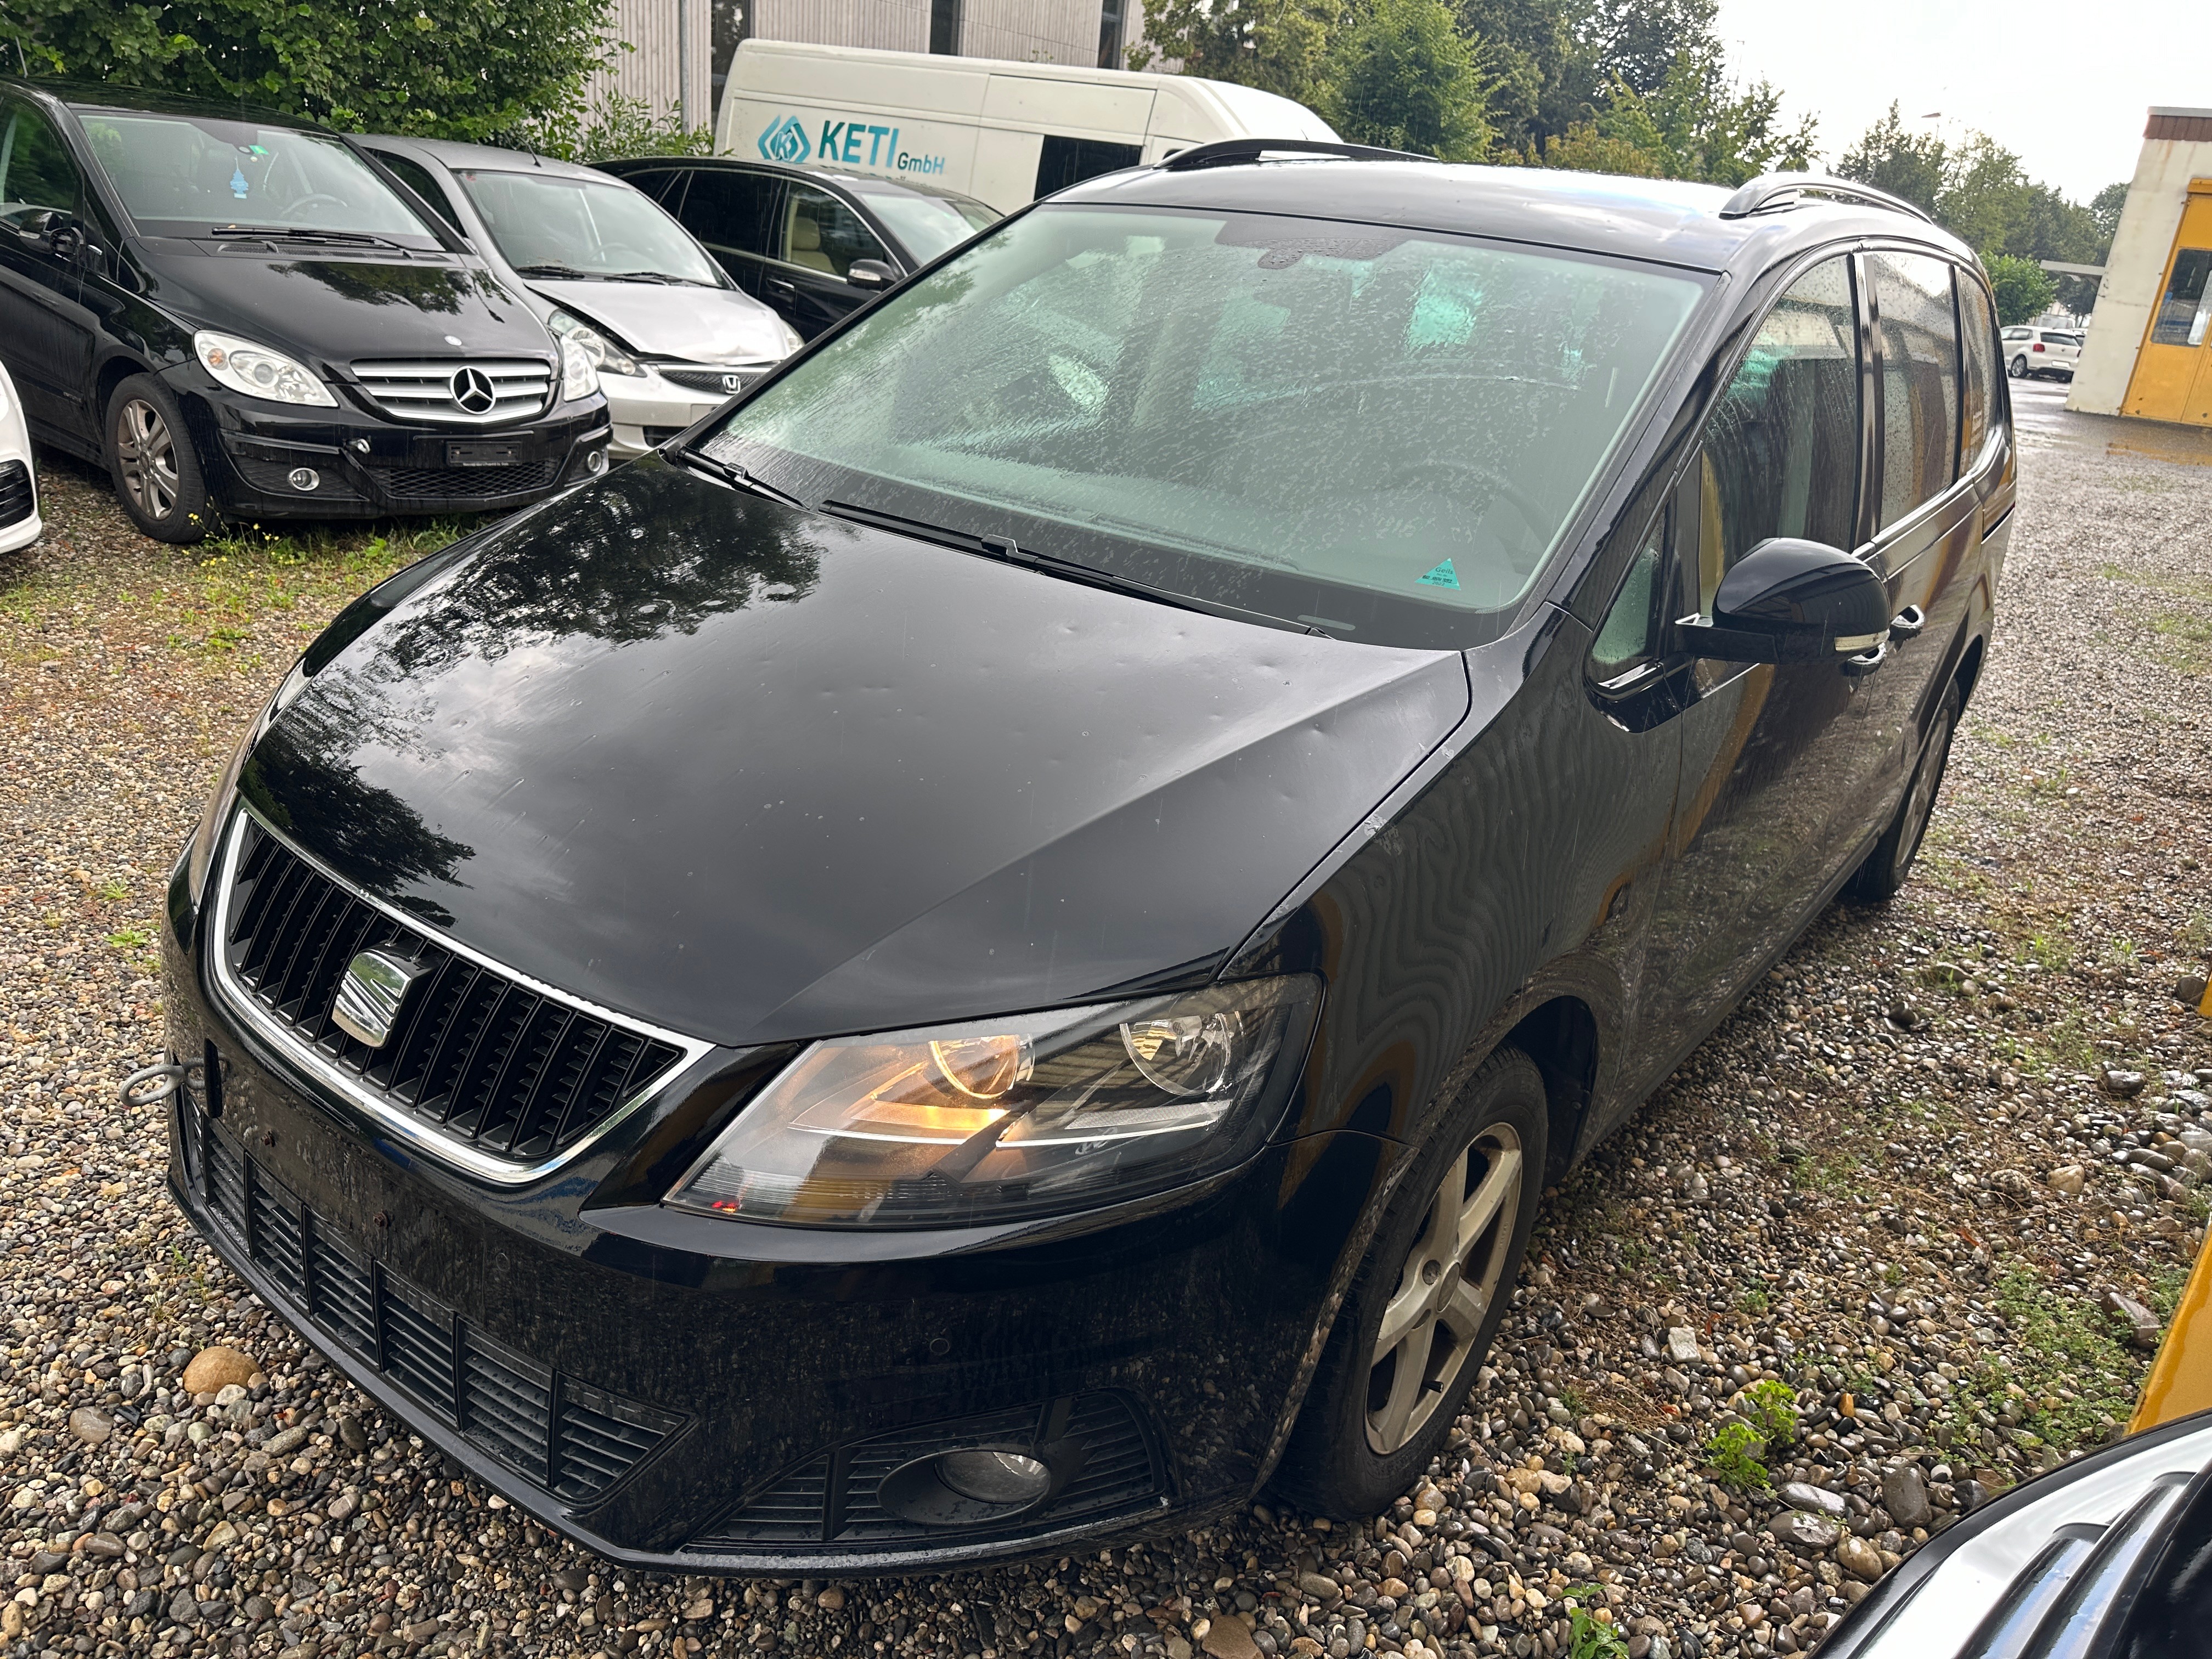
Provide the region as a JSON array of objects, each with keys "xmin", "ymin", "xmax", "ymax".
[
  {"xmin": 1364, "ymin": 1122, "xmax": 1523, "ymax": 1454},
  {"xmin": 116, "ymin": 398, "xmax": 181, "ymax": 522}
]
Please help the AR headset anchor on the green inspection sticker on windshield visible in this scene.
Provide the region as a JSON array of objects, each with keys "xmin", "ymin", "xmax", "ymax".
[{"xmin": 1417, "ymin": 558, "xmax": 1460, "ymax": 590}]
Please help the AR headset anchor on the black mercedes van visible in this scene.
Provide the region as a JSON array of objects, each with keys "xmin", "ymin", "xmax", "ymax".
[{"xmin": 0, "ymin": 81, "xmax": 610, "ymax": 542}]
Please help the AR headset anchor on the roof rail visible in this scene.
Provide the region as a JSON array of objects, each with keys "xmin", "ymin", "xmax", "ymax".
[
  {"xmin": 1718, "ymin": 172, "xmax": 1937, "ymax": 225},
  {"xmin": 1156, "ymin": 137, "xmax": 1440, "ymax": 173}
]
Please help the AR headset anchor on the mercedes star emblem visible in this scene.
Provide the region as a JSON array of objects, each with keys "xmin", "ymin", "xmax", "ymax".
[{"xmin": 450, "ymin": 365, "xmax": 497, "ymax": 415}]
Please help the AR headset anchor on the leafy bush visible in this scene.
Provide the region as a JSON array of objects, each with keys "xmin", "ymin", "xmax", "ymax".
[
  {"xmin": 1743, "ymin": 1377, "xmax": 1800, "ymax": 1446},
  {"xmin": 1562, "ymin": 1585, "xmax": 1629, "ymax": 1659},
  {"xmin": 508, "ymin": 92, "xmax": 714, "ymax": 162},
  {"xmin": 1, "ymin": 0, "xmax": 617, "ymax": 143},
  {"xmin": 1704, "ymin": 1419, "xmax": 1771, "ymax": 1491}
]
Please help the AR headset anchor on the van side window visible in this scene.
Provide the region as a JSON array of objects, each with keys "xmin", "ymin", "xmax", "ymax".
[
  {"xmin": 1870, "ymin": 251, "xmax": 1961, "ymax": 528},
  {"xmin": 1695, "ymin": 255, "xmax": 1860, "ymax": 613},
  {"xmin": 1956, "ymin": 274, "xmax": 2002, "ymax": 471},
  {"xmin": 1036, "ymin": 137, "xmax": 1142, "ymax": 199},
  {"xmin": 781, "ymin": 185, "xmax": 887, "ymax": 279},
  {"xmin": 0, "ymin": 101, "xmax": 82, "ymax": 228}
]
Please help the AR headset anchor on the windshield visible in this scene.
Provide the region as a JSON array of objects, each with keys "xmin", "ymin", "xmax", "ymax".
[
  {"xmin": 454, "ymin": 169, "xmax": 723, "ymax": 284},
  {"xmin": 75, "ymin": 112, "xmax": 433, "ymax": 238},
  {"xmin": 704, "ymin": 204, "xmax": 1706, "ymax": 646},
  {"xmin": 850, "ymin": 183, "xmax": 1000, "ymax": 264}
]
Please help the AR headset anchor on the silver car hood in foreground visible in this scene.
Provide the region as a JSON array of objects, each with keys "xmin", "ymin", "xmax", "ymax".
[{"xmin": 532, "ymin": 279, "xmax": 789, "ymax": 364}]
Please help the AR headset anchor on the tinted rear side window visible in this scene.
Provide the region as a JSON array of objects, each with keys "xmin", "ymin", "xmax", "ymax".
[
  {"xmin": 1695, "ymin": 255, "xmax": 1860, "ymax": 611},
  {"xmin": 1871, "ymin": 251, "xmax": 1961, "ymax": 528},
  {"xmin": 678, "ymin": 168, "xmax": 780, "ymax": 255},
  {"xmin": 1957, "ymin": 273, "xmax": 2001, "ymax": 470},
  {"xmin": 0, "ymin": 101, "xmax": 82, "ymax": 222}
]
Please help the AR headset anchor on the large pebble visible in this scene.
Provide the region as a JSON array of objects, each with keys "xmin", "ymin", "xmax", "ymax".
[
  {"xmin": 67, "ymin": 1407, "xmax": 111, "ymax": 1447},
  {"xmin": 2048, "ymin": 1165, "xmax": 2086, "ymax": 1196},
  {"xmin": 1882, "ymin": 1463, "xmax": 1932, "ymax": 1529},
  {"xmin": 1666, "ymin": 1328, "xmax": 1700, "ymax": 1364},
  {"xmin": 182, "ymin": 1347, "xmax": 258, "ymax": 1395},
  {"xmin": 1772, "ymin": 1511, "xmax": 1838, "ymax": 1551},
  {"xmin": 1781, "ymin": 1481, "xmax": 1846, "ymax": 1517},
  {"xmin": 1836, "ymin": 1535, "xmax": 1886, "ymax": 1583}
]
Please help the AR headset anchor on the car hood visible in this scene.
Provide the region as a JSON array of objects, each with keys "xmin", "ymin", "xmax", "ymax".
[
  {"xmin": 144, "ymin": 248, "xmax": 550, "ymax": 367},
  {"xmin": 239, "ymin": 458, "xmax": 1470, "ymax": 1049},
  {"xmin": 529, "ymin": 279, "xmax": 790, "ymax": 363}
]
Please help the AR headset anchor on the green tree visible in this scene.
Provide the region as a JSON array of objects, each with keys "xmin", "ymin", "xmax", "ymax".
[
  {"xmin": 2089, "ymin": 181, "xmax": 2129, "ymax": 252},
  {"xmin": 1837, "ymin": 103, "xmax": 1946, "ymax": 215},
  {"xmin": 1542, "ymin": 45, "xmax": 1814, "ymax": 187},
  {"xmin": 1131, "ymin": 0, "xmax": 1345, "ymax": 108},
  {"xmin": 0, "ymin": 0, "xmax": 617, "ymax": 140},
  {"xmin": 1986, "ymin": 253, "xmax": 2057, "ymax": 326},
  {"xmin": 1326, "ymin": 0, "xmax": 1493, "ymax": 160},
  {"xmin": 1452, "ymin": 0, "xmax": 1578, "ymax": 158}
]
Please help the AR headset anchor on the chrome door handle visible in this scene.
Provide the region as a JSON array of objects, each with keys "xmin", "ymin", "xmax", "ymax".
[
  {"xmin": 766, "ymin": 278, "xmax": 796, "ymax": 299},
  {"xmin": 1888, "ymin": 605, "xmax": 1926, "ymax": 642}
]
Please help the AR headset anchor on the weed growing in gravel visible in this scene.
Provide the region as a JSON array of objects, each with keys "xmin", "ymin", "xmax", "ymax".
[
  {"xmin": 1562, "ymin": 1588, "xmax": 1629, "ymax": 1659},
  {"xmin": 1742, "ymin": 1378, "xmax": 1799, "ymax": 1444},
  {"xmin": 1955, "ymin": 1267, "xmax": 2170, "ymax": 1450},
  {"xmin": 1704, "ymin": 1420, "xmax": 1772, "ymax": 1490}
]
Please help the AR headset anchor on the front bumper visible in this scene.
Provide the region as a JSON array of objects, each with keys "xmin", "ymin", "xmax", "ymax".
[
  {"xmin": 603, "ymin": 366, "xmax": 758, "ymax": 459},
  {"xmin": 166, "ymin": 366, "xmax": 611, "ymax": 521},
  {"xmin": 161, "ymin": 865, "xmax": 1395, "ymax": 1574}
]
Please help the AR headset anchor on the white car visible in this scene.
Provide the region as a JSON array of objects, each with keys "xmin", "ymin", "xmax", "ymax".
[
  {"xmin": 2001, "ymin": 324, "xmax": 2081, "ymax": 380},
  {"xmin": 356, "ymin": 137, "xmax": 802, "ymax": 460},
  {"xmin": 0, "ymin": 360, "xmax": 41, "ymax": 555}
]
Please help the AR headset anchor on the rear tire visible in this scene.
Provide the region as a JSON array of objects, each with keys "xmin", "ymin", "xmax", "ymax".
[
  {"xmin": 1271, "ymin": 1048, "xmax": 1547, "ymax": 1517},
  {"xmin": 107, "ymin": 375, "xmax": 212, "ymax": 544},
  {"xmin": 1849, "ymin": 680, "xmax": 1961, "ymax": 902}
]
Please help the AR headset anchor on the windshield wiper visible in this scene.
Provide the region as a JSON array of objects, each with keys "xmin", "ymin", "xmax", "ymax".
[
  {"xmin": 816, "ymin": 500, "xmax": 1209, "ymax": 617},
  {"xmin": 607, "ymin": 269, "xmax": 710, "ymax": 285},
  {"xmin": 672, "ymin": 445, "xmax": 806, "ymax": 509},
  {"xmin": 512, "ymin": 262, "xmax": 607, "ymax": 280},
  {"xmin": 211, "ymin": 225, "xmax": 405, "ymax": 250}
]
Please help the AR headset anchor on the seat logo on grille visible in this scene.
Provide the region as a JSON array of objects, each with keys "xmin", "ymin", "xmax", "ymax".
[
  {"xmin": 450, "ymin": 366, "xmax": 497, "ymax": 415},
  {"xmin": 333, "ymin": 950, "xmax": 430, "ymax": 1048}
]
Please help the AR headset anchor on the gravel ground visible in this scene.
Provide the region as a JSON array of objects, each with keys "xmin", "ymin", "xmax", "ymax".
[{"xmin": 4, "ymin": 392, "xmax": 2212, "ymax": 1659}]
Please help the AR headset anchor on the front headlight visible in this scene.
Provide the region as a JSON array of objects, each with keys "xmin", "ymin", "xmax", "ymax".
[
  {"xmin": 183, "ymin": 659, "xmax": 308, "ymax": 909},
  {"xmin": 667, "ymin": 976, "xmax": 1319, "ymax": 1228},
  {"xmin": 547, "ymin": 308, "xmax": 642, "ymax": 378},
  {"xmin": 558, "ymin": 337, "xmax": 597, "ymax": 402},
  {"xmin": 193, "ymin": 331, "xmax": 336, "ymax": 407},
  {"xmin": 774, "ymin": 318, "xmax": 804, "ymax": 356}
]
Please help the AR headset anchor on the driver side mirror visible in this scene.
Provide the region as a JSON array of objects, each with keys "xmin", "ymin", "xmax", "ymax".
[
  {"xmin": 1672, "ymin": 538, "xmax": 1889, "ymax": 664},
  {"xmin": 845, "ymin": 258, "xmax": 898, "ymax": 290},
  {"xmin": 16, "ymin": 208, "xmax": 86, "ymax": 262}
]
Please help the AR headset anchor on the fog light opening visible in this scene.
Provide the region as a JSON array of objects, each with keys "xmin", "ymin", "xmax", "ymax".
[
  {"xmin": 286, "ymin": 467, "xmax": 320, "ymax": 492},
  {"xmin": 585, "ymin": 447, "xmax": 607, "ymax": 475},
  {"xmin": 877, "ymin": 1444, "xmax": 1067, "ymax": 1529}
]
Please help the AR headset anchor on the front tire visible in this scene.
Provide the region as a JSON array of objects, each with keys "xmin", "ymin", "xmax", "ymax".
[
  {"xmin": 2009, "ymin": 354, "xmax": 2029, "ymax": 379},
  {"xmin": 1272, "ymin": 1048, "xmax": 1547, "ymax": 1517},
  {"xmin": 107, "ymin": 375, "xmax": 212, "ymax": 544},
  {"xmin": 1849, "ymin": 679, "xmax": 1961, "ymax": 902}
]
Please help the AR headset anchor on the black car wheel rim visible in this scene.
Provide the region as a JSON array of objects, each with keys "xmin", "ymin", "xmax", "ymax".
[
  {"xmin": 1365, "ymin": 1122, "xmax": 1522, "ymax": 1455},
  {"xmin": 117, "ymin": 399, "xmax": 181, "ymax": 521}
]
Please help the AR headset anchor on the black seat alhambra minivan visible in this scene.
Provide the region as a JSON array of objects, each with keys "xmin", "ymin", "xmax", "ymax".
[
  {"xmin": 159, "ymin": 144, "xmax": 2011, "ymax": 1573},
  {"xmin": 0, "ymin": 81, "xmax": 609, "ymax": 543}
]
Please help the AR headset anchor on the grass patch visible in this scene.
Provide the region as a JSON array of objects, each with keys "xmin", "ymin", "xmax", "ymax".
[{"xmin": 1950, "ymin": 1267, "xmax": 2179, "ymax": 1452}]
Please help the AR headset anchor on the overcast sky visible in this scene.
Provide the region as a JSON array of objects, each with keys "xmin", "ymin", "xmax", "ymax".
[{"xmin": 1713, "ymin": 0, "xmax": 2209, "ymax": 206}]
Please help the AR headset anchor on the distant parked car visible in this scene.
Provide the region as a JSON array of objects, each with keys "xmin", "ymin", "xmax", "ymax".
[
  {"xmin": 356, "ymin": 138, "xmax": 800, "ymax": 459},
  {"xmin": 596, "ymin": 156, "xmax": 1000, "ymax": 338},
  {"xmin": 0, "ymin": 361, "xmax": 40, "ymax": 554},
  {"xmin": 2002, "ymin": 325, "xmax": 2080, "ymax": 379},
  {"xmin": 0, "ymin": 79, "xmax": 609, "ymax": 543}
]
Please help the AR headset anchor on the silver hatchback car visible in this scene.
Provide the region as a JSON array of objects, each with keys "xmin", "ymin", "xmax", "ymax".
[{"xmin": 358, "ymin": 136, "xmax": 802, "ymax": 458}]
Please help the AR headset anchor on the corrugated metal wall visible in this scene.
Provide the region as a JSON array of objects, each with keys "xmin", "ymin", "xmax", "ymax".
[
  {"xmin": 590, "ymin": 0, "xmax": 716, "ymax": 129},
  {"xmin": 601, "ymin": 0, "xmax": 1155, "ymax": 127}
]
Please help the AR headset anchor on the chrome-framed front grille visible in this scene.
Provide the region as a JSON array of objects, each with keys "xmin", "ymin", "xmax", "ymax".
[
  {"xmin": 349, "ymin": 358, "xmax": 554, "ymax": 425},
  {"xmin": 206, "ymin": 804, "xmax": 713, "ymax": 1184}
]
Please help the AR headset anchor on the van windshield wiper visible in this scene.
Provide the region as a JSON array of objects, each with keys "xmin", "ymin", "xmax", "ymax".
[
  {"xmin": 816, "ymin": 499, "xmax": 1207, "ymax": 617},
  {"xmin": 211, "ymin": 225, "xmax": 405, "ymax": 250},
  {"xmin": 511, "ymin": 262, "xmax": 607, "ymax": 280},
  {"xmin": 671, "ymin": 445, "xmax": 807, "ymax": 509}
]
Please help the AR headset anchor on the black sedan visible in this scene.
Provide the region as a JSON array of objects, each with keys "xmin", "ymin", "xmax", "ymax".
[
  {"xmin": 597, "ymin": 155, "xmax": 998, "ymax": 338},
  {"xmin": 158, "ymin": 146, "xmax": 2011, "ymax": 1573},
  {"xmin": 0, "ymin": 81, "xmax": 608, "ymax": 541}
]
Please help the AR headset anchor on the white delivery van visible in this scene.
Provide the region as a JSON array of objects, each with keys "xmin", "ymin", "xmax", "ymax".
[{"xmin": 715, "ymin": 40, "xmax": 1339, "ymax": 213}]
